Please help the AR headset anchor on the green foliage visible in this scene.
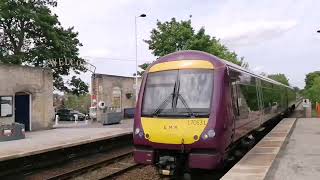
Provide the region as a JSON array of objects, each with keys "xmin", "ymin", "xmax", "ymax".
[
  {"xmin": 268, "ymin": 74, "xmax": 290, "ymax": 86},
  {"xmin": 64, "ymin": 93, "xmax": 91, "ymax": 114},
  {"xmin": 239, "ymin": 84, "xmax": 260, "ymax": 111},
  {"xmin": 305, "ymin": 77, "xmax": 320, "ymax": 105},
  {"xmin": 141, "ymin": 18, "xmax": 246, "ymax": 74},
  {"xmin": 138, "ymin": 63, "xmax": 150, "ymax": 75},
  {"xmin": 293, "ymin": 86, "xmax": 300, "ymax": 92},
  {"xmin": 305, "ymin": 71, "xmax": 320, "ymax": 90},
  {"xmin": 69, "ymin": 76, "xmax": 89, "ymax": 96},
  {"xmin": 145, "ymin": 18, "xmax": 194, "ymax": 57},
  {"xmin": 0, "ymin": 0, "xmax": 88, "ymax": 95}
]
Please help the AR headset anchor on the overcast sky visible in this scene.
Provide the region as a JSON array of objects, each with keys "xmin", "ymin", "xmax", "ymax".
[{"xmin": 53, "ymin": 0, "xmax": 320, "ymax": 89}]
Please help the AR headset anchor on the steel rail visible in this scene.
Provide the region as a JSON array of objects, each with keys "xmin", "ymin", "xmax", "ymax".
[{"xmin": 46, "ymin": 150, "xmax": 134, "ymax": 180}]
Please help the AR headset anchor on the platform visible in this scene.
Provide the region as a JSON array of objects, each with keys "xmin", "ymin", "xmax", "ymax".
[
  {"xmin": 266, "ymin": 118, "xmax": 320, "ymax": 180},
  {"xmin": 0, "ymin": 119, "xmax": 133, "ymax": 162},
  {"xmin": 222, "ymin": 118, "xmax": 297, "ymax": 180},
  {"xmin": 222, "ymin": 117, "xmax": 320, "ymax": 180}
]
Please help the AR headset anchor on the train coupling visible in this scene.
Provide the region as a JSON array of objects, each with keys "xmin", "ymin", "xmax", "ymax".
[{"xmin": 158, "ymin": 156, "xmax": 176, "ymax": 176}]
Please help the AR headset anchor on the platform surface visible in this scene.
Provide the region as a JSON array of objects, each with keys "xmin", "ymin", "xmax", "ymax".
[
  {"xmin": 222, "ymin": 118, "xmax": 297, "ymax": 180},
  {"xmin": 0, "ymin": 119, "xmax": 133, "ymax": 162},
  {"xmin": 266, "ymin": 118, "xmax": 320, "ymax": 180}
]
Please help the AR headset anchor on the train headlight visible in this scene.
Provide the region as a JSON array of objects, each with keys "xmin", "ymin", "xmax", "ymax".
[
  {"xmin": 135, "ymin": 128, "xmax": 140, "ymax": 135},
  {"xmin": 207, "ymin": 129, "xmax": 216, "ymax": 138},
  {"xmin": 201, "ymin": 129, "xmax": 216, "ymax": 140},
  {"xmin": 138, "ymin": 131, "xmax": 144, "ymax": 138},
  {"xmin": 135, "ymin": 128, "xmax": 145, "ymax": 138},
  {"xmin": 202, "ymin": 133, "xmax": 209, "ymax": 140}
]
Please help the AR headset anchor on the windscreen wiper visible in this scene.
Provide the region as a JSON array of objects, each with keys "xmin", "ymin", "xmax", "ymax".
[
  {"xmin": 174, "ymin": 74, "xmax": 195, "ymax": 117},
  {"xmin": 177, "ymin": 94, "xmax": 195, "ymax": 118},
  {"xmin": 152, "ymin": 80, "xmax": 179, "ymax": 117},
  {"xmin": 152, "ymin": 93, "xmax": 173, "ymax": 117}
]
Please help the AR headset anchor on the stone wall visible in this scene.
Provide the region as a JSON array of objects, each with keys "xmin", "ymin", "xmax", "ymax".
[
  {"xmin": 0, "ymin": 64, "xmax": 54, "ymax": 131},
  {"xmin": 92, "ymin": 74, "xmax": 141, "ymax": 122}
]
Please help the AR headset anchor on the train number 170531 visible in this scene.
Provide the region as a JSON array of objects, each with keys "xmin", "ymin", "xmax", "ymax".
[{"xmin": 187, "ymin": 119, "xmax": 207, "ymax": 126}]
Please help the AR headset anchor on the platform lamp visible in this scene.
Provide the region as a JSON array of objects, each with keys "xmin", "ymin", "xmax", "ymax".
[{"xmin": 134, "ymin": 13, "xmax": 146, "ymax": 102}]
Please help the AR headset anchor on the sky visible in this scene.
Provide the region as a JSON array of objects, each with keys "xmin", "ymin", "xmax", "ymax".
[{"xmin": 53, "ymin": 0, "xmax": 320, "ymax": 89}]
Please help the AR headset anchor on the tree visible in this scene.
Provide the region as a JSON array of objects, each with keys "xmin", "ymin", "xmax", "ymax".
[
  {"xmin": 0, "ymin": 0, "xmax": 88, "ymax": 95},
  {"xmin": 305, "ymin": 76, "xmax": 320, "ymax": 105},
  {"xmin": 268, "ymin": 74, "xmax": 290, "ymax": 86},
  {"xmin": 64, "ymin": 93, "xmax": 91, "ymax": 114},
  {"xmin": 293, "ymin": 86, "xmax": 300, "ymax": 92},
  {"xmin": 305, "ymin": 71, "xmax": 320, "ymax": 90},
  {"xmin": 140, "ymin": 18, "xmax": 246, "ymax": 74}
]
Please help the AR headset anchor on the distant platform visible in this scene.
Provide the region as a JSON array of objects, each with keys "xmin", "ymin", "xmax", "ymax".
[
  {"xmin": 0, "ymin": 119, "xmax": 133, "ymax": 162},
  {"xmin": 222, "ymin": 117, "xmax": 320, "ymax": 180}
]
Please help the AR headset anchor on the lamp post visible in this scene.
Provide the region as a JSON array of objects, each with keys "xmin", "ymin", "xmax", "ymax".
[{"xmin": 135, "ymin": 14, "xmax": 146, "ymax": 102}]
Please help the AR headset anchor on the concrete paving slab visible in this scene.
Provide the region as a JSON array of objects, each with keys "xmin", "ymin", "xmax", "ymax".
[
  {"xmin": 222, "ymin": 118, "xmax": 297, "ymax": 180},
  {"xmin": 266, "ymin": 118, "xmax": 320, "ymax": 180},
  {"xmin": 0, "ymin": 119, "xmax": 133, "ymax": 162}
]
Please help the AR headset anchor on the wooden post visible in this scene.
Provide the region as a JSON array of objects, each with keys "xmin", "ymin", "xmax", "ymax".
[{"xmin": 316, "ymin": 102, "xmax": 320, "ymax": 117}]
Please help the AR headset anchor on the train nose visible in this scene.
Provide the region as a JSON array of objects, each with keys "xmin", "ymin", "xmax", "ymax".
[{"xmin": 141, "ymin": 117, "xmax": 209, "ymax": 145}]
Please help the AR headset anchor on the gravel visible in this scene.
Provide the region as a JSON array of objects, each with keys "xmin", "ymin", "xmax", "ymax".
[{"xmin": 114, "ymin": 165, "xmax": 168, "ymax": 180}]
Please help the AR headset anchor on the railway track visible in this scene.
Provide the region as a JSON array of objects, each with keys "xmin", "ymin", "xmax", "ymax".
[
  {"xmin": 98, "ymin": 159, "xmax": 142, "ymax": 180},
  {"xmin": 23, "ymin": 146, "xmax": 144, "ymax": 180},
  {"xmin": 0, "ymin": 134, "xmax": 135, "ymax": 180}
]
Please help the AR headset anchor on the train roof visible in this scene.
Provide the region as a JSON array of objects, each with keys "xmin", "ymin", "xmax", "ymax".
[{"xmin": 154, "ymin": 50, "xmax": 292, "ymax": 89}]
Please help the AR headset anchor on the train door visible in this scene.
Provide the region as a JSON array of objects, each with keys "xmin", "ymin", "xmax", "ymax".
[
  {"xmin": 231, "ymin": 82, "xmax": 239, "ymax": 119},
  {"xmin": 229, "ymin": 69, "xmax": 251, "ymax": 141},
  {"xmin": 230, "ymin": 81, "xmax": 239, "ymax": 142},
  {"xmin": 231, "ymin": 71, "xmax": 263, "ymax": 141}
]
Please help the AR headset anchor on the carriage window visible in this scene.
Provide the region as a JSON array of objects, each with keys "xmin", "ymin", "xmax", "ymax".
[
  {"xmin": 0, "ymin": 96, "xmax": 13, "ymax": 117},
  {"xmin": 239, "ymin": 81, "xmax": 259, "ymax": 111}
]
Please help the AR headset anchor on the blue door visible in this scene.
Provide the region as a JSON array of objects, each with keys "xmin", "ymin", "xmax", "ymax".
[{"xmin": 15, "ymin": 94, "xmax": 30, "ymax": 131}]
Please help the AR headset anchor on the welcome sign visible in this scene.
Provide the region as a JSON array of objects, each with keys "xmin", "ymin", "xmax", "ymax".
[{"xmin": 47, "ymin": 58, "xmax": 88, "ymax": 67}]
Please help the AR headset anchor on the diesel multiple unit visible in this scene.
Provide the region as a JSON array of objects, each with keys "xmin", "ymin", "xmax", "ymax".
[{"xmin": 133, "ymin": 50, "xmax": 296, "ymax": 175}]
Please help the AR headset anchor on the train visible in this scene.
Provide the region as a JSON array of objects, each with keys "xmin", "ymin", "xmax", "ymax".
[{"xmin": 133, "ymin": 50, "xmax": 296, "ymax": 175}]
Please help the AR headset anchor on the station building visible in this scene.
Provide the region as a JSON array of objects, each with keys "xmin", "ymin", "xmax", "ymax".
[
  {"xmin": 91, "ymin": 74, "xmax": 142, "ymax": 122},
  {"xmin": 0, "ymin": 64, "xmax": 54, "ymax": 131}
]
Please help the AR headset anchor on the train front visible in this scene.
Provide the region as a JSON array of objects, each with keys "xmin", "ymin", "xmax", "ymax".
[{"xmin": 133, "ymin": 51, "xmax": 228, "ymax": 175}]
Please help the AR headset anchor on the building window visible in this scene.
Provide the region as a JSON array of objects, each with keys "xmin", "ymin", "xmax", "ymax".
[
  {"xmin": 0, "ymin": 96, "xmax": 13, "ymax": 117},
  {"xmin": 112, "ymin": 87, "xmax": 121, "ymax": 112}
]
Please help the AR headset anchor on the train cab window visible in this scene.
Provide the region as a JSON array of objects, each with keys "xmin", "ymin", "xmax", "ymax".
[
  {"xmin": 142, "ymin": 70, "xmax": 177, "ymax": 116},
  {"xmin": 142, "ymin": 69, "xmax": 214, "ymax": 117},
  {"xmin": 176, "ymin": 69, "xmax": 213, "ymax": 114}
]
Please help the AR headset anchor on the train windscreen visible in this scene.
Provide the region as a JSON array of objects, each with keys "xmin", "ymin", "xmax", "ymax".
[{"xmin": 142, "ymin": 69, "xmax": 213, "ymax": 117}]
